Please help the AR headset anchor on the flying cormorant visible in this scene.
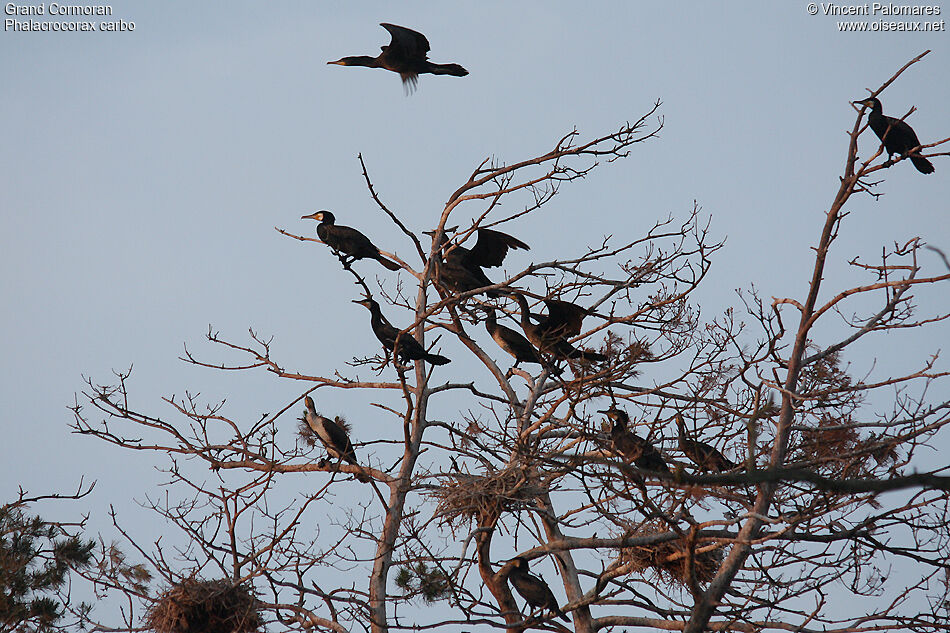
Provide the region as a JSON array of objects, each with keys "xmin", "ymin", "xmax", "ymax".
[
  {"xmin": 853, "ymin": 97, "xmax": 934, "ymax": 174},
  {"xmin": 600, "ymin": 407, "xmax": 670, "ymax": 475},
  {"xmin": 353, "ymin": 298, "xmax": 451, "ymax": 366},
  {"xmin": 675, "ymin": 414, "xmax": 738, "ymax": 472},
  {"xmin": 301, "ymin": 211, "xmax": 400, "ymax": 271},
  {"xmin": 328, "ymin": 23, "xmax": 468, "ymax": 91},
  {"xmin": 301, "ymin": 396, "xmax": 369, "ymax": 482},
  {"xmin": 506, "ymin": 557, "xmax": 569, "ymax": 622},
  {"xmin": 513, "ymin": 293, "xmax": 606, "ymax": 362}
]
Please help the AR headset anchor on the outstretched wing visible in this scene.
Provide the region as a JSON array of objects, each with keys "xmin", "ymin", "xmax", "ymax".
[
  {"xmin": 467, "ymin": 228, "xmax": 530, "ymax": 268},
  {"xmin": 380, "ymin": 23, "xmax": 430, "ymax": 61}
]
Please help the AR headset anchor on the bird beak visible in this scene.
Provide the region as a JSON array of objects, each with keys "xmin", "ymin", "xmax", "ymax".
[
  {"xmin": 852, "ymin": 99, "xmax": 868, "ymax": 107},
  {"xmin": 327, "ymin": 59, "xmax": 345, "ymax": 66},
  {"xmin": 301, "ymin": 212, "xmax": 323, "ymax": 220}
]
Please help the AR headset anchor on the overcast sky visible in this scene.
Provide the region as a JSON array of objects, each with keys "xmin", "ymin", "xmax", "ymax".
[{"xmin": 1, "ymin": 0, "xmax": 948, "ymax": 624}]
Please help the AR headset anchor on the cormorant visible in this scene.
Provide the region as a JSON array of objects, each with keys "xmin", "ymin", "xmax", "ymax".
[
  {"xmin": 328, "ymin": 23, "xmax": 468, "ymax": 91},
  {"xmin": 853, "ymin": 97, "xmax": 934, "ymax": 174},
  {"xmin": 432, "ymin": 228, "xmax": 529, "ymax": 298},
  {"xmin": 600, "ymin": 407, "xmax": 670, "ymax": 474},
  {"xmin": 301, "ymin": 211, "xmax": 400, "ymax": 271},
  {"xmin": 675, "ymin": 414, "xmax": 738, "ymax": 472},
  {"xmin": 513, "ymin": 293, "xmax": 606, "ymax": 362},
  {"xmin": 506, "ymin": 557, "xmax": 569, "ymax": 622},
  {"xmin": 301, "ymin": 396, "xmax": 369, "ymax": 482},
  {"xmin": 353, "ymin": 298, "xmax": 451, "ymax": 366},
  {"xmin": 484, "ymin": 307, "xmax": 561, "ymax": 374}
]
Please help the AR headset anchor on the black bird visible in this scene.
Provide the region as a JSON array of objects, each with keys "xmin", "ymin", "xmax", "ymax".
[
  {"xmin": 484, "ymin": 307, "xmax": 561, "ymax": 374},
  {"xmin": 513, "ymin": 293, "xmax": 606, "ymax": 362},
  {"xmin": 328, "ymin": 23, "xmax": 468, "ymax": 91},
  {"xmin": 433, "ymin": 228, "xmax": 529, "ymax": 298},
  {"xmin": 675, "ymin": 414, "xmax": 738, "ymax": 473},
  {"xmin": 853, "ymin": 97, "xmax": 934, "ymax": 174},
  {"xmin": 301, "ymin": 396, "xmax": 369, "ymax": 482},
  {"xmin": 506, "ymin": 557, "xmax": 569, "ymax": 622},
  {"xmin": 600, "ymin": 407, "xmax": 670, "ymax": 475},
  {"xmin": 353, "ymin": 298, "xmax": 450, "ymax": 366},
  {"xmin": 302, "ymin": 211, "xmax": 401, "ymax": 271}
]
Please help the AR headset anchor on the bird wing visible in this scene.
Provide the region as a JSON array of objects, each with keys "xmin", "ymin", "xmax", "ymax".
[
  {"xmin": 510, "ymin": 570, "xmax": 557, "ymax": 610},
  {"xmin": 541, "ymin": 299, "xmax": 589, "ymax": 338},
  {"xmin": 872, "ymin": 115, "xmax": 923, "ymax": 152},
  {"xmin": 690, "ymin": 440, "xmax": 735, "ymax": 471},
  {"xmin": 494, "ymin": 324, "xmax": 540, "ymax": 362},
  {"xmin": 323, "ymin": 225, "xmax": 377, "ymax": 254},
  {"xmin": 467, "ymin": 228, "xmax": 530, "ymax": 268},
  {"xmin": 613, "ymin": 432, "xmax": 644, "ymax": 461},
  {"xmin": 380, "ymin": 23, "xmax": 429, "ymax": 61},
  {"xmin": 321, "ymin": 417, "xmax": 357, "ymax": 462}
]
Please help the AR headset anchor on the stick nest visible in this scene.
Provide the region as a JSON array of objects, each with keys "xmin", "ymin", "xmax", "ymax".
[
  {"xmin": 621, "ymin": 523, "xmax": 725, "ymax": 587},
  {"xmin": 432, "ymin": 465, "xmax": 545, "ymax": 527},
  {"xmin": 145, "ymin": 578, "xmax": 263, "ymax": 633}
]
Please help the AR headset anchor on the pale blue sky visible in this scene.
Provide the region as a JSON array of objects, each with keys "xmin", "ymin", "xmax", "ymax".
[{"xmin": 1, "ymin": 1, "xmax": 948, "ymax": 625}]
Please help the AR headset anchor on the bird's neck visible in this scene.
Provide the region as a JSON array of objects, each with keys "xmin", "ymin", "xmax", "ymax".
[
  {"xmin": 345, "ymin": 55, "xmax": 383, "ymax": 68},
  {"xmin": 676, "ymin": 421, "xmax": 688, "ymax": 443}
]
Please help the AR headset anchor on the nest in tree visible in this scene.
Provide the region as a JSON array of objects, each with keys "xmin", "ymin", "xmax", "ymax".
[
  {"xmin": 145, "ymin": 578, "xmax": 263, "ymax": 633},
  {"xmin": 621, "ymin": 524, "xmax": 724, "ymax": 588},
  {"xmin": 432, "ymin": 465, "xmax": 545, "ymax": 528}
]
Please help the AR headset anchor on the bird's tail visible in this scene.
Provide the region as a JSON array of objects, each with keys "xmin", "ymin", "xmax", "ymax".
[
  {"xmin": 428, "ymin": 62, "xmax": 469, "ymax": 77},
  {"xmin": 554, "ymin": 607, "xmax": 569, "ymax": 622},
  {"xmin": 377, "ymin": 255, "xmax": 401, "ymax": 271},
  {"xmin": 355, "ymin": 469, "xmax": 370, "ymax": 483},
  {"xmin": 911, "ymin": 154, "xmax": 935, "ymax": 174},
  {"xmin": 424, "ymin": 353, "xmax": 452, "ymax": 365}
]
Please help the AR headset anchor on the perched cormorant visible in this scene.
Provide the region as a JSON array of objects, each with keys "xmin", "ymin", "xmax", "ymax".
[
  {"xmin": 484, "ymin": 307, "xmax": 560, "ymax": 374},
  {"xmin": 432, "ymin": 228, "xmax": 529, "ymax": 298},
  {"xmin": 600, "ymin": 407, "xmax": 670, "ymax": 475},
  {"xmin": 675, "ymin": 414, "xmax": 738, "ymax": 472},
  {"xmin": 853, "ymin": 97, "xmax": 934, "ymax": 174},
  {"xmin": 506, "ymin": 557, "xmax": 569, "ymax": 622},
  {"xmin": 301, "ymin": 396, "xmax": 369, "ymax": 482},
  {"xmin": 302, "ymin": 211, "xmax": 400, "ymax": 271},
  {"xmin": 513, "ymin": 293, "xmax": 606, "ymax": 362},
  {"xmin": 328, "ymin": 23, "xmax": 468, "ymax": 91},
  {"xmin": 353, "ymin": 298, "xmax": 450, "ymax": 366}
]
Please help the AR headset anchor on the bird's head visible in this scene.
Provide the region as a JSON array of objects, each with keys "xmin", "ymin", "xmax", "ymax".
[
  {"xmin": 303, "ymin": 395, "xmax": 316, "ymax": 411},
  {"xmin": 422, "ymin": 226, "xmax": 458, "ymax": 249},
  {"xmin": 852, "ymin": 97, "xmax": 881, "ymax": 110},
  {"xmin": 353, "ymin": 297, "xmax": 377, "ymax": 310},
  {"xmin": 510, "ymin": 556, "xmax": 529, "ymax": 571},
  {"xmin": 599, "ymin": 407, "xmax": 629, "ymax": 427},
  {"xmin": 301, "ymin": 210, "xmax": 333, "ymax": 224}
]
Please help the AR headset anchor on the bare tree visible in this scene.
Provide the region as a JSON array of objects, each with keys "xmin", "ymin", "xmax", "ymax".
[{"xmin": 67, "ymin": 54, "xmax": 950, "ymax": 633}]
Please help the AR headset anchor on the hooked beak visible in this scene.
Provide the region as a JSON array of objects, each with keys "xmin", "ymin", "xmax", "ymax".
[{"xmin": 301, "ymin": 212, "xmax": 324, "ymax": 220}]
